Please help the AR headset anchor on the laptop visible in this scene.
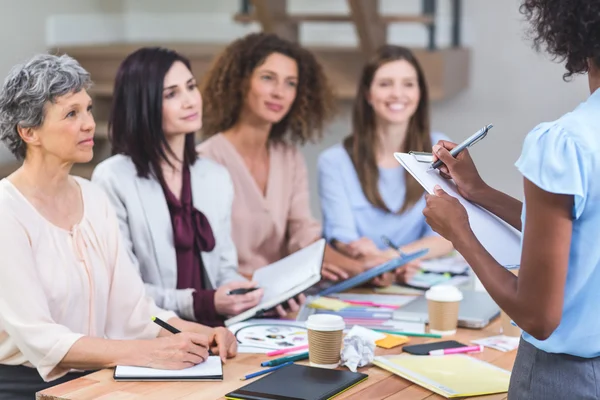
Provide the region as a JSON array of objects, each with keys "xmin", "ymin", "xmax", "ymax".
[{"xmin": 392, "ymin": 290, "xmax": 500, "ymax": 329}]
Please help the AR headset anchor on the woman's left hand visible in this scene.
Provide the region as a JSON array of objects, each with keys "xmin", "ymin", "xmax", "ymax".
[
  {"xmin": 208, "ymin": 327, "xmax": 237, "ymax": 363},
  {"xmin": 423, "ymin": 185, "xmax": 471, "ymax": 243}
]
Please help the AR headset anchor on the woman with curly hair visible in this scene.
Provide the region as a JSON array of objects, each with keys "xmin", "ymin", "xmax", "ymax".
[
  {"xmin": 198, "ymin": 33, "xmax": 393, "ymax": 306},
  {"xmin": 422, "ymin": 1, "xmax": 600, "ymax": 397}
]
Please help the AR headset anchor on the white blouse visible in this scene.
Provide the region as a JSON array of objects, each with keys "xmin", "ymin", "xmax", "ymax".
[{"xmin": 0, "ymin": 177, "xmax": 176, "ymax": 382}]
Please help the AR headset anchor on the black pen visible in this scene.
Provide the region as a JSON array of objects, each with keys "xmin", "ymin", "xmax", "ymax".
[{"xmin": 152, "ymin": 316, "xmax": 214, "ymax": 356}]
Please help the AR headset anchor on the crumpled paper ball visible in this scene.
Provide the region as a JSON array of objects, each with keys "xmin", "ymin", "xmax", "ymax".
[{"xmin": 340, "ymin": 334, "xmax": 375, "ymax": 372}]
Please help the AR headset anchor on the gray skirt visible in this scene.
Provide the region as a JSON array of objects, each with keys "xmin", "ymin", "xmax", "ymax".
[
  {"xmin": 0, "ymin": 364, "xmax": 90, "ymax": 400},
  {"xmin": 509, "ymin": 338, "xmax": 600, "ymax": 399}
]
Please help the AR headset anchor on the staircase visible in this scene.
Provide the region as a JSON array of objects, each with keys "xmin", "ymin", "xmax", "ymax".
[{"xmin": 0, "ymin": 0, "xmax": 469, "ymax": 179}]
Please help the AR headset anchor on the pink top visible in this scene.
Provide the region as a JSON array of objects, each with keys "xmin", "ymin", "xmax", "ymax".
[
  {"xmin": 0, "ymin": 177, "xmax": 176, "ymax": 382},
  {"xmin": 197, "ymin": 134, "xmax": 322, "ymax": 277}
]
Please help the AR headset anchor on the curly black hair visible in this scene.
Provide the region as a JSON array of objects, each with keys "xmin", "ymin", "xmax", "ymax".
[
  {"xmin": 200, "ymin": 32, "xmax": 336, "ymax": 144},
  {"xmin": 520, "ymin": 0, "xmax": 600, "ymax": 80}
]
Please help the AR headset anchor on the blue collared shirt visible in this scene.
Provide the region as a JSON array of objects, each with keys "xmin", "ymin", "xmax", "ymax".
[
  {"xmin": 317, "ymin": 132, "xmax": 448, "ymax": 250},
  {"xmin": 516, "ymin": 88, "xmax": 600, "ymax": 357}
]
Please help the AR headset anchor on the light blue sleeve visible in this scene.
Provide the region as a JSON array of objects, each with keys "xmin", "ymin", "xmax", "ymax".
[
  {"xmin": 317, "ymin": 149, "xmax": 360, "ymax": 243},
  {"xmin": 515, "ymin": 122, "xmax": 589, "ymax": 219}
]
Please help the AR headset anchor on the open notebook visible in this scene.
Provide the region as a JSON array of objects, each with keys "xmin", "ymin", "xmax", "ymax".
[
  {"xmin": 225, "ymin": 239, "xmax": 326, "ymax": 326},
  {"xmin": 114, "ymin": 356, "xmax": 223, "ymax": 381},
  {"xmin": 373, "ymin": 354, "xmax": 510, "ymax": 398},
  {"xmin": 394, "ymin": 152, "xmax": 522, "ymax": 266}
]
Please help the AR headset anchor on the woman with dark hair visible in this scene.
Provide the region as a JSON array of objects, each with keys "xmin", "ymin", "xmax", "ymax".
[
  {"xmin": 92, "ymin": 47, "xmax": 264, "ymax": 327},
  {"xmin": 0, "ymin": 53, "xmax": 235, "ymax": 400},
  {"xmin": 318, "ymin": 45, "xmax": 453, "ymax": 283},
  {"xmin": 423, "ymin": 1, "xmax": 600, "ymax": 397},
  {"xmin": 198, "ymin": 32, "xmax": 392, "ymax": 301}
]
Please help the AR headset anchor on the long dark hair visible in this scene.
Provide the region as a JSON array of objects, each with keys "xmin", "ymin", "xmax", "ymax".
[
  {"xmin": 109, "ymin": 47, "xmax": 197, "ymax": 182},
  {"xmin": 344, "ymin": 45, "xmax": 431, "ymax": 213}
]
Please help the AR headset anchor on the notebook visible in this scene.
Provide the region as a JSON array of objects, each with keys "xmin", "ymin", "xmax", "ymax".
[
  {"xmin": 316, "ymin": 248, "xmax": 428, "ymax": 297},
  {"xmin": 225, "ymin": 364, "xmax": 368, "ymax": 400},
  {"xmin": 373, "ymin": 354, "xmax": 510, "ymax": 398},
  {"xmin": 394, "ymin": 152, "xmax": 522, "ymax": 267},
  {"xmin": 113, "ymin": 355, "xmax": 223, "ymax": 381},
  {"xmin": 225, "ymin": 239, "xmax": 326, "ymax": 326}
]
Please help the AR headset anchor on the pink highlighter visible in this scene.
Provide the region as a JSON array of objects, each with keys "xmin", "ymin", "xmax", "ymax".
[{"xmin": 429, "ymin": 344, "xmax": 484, "ymax": 356}]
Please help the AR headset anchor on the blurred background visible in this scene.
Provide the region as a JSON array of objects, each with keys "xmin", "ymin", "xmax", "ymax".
[{"xmin": 0, "ymin": 0, "xmax": 589, "ymax": 218}]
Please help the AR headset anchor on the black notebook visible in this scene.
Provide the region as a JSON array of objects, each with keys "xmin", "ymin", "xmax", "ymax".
[{"xmin": 225, "ymin": 364, "xmax": 368, "ymax": 400}]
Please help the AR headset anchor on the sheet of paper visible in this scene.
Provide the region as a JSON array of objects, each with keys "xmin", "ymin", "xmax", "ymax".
[
  {"xmin": 395, "ymin": 153, "xmax": 522, "ymax": 267},
  {"xmin": 471, "ymin": 335, "xmax": 520, "ymax": 352},
  {"xmin": 308, "ymin": 297, "xmax": 349, "ymax": 311},
  {"xmin": 419, "ymin": 255, "xmax": 470, "ymax": 274},
  {"xmin": 115, "ymin": 356, "xmax": 222, "ymax": 379},
  {"xmin": 252, "ymin": 239, "xmax": 324, "ymax": 303},
  {"xmin": 346, "ymin": 325, "xmax": 386, "ymax": 342},
  {"xmin": 228, "ymin": 319, "xmax": 308, "ymax": 354}
]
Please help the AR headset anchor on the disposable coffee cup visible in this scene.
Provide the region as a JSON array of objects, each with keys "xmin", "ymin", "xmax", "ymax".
[
  {"xmin": 501, "ymin": 311, "xmax": 521, "ymax": 337},
  {"xmin": 425, "ymin": 285, "xmax": 463, "ymax": 336},
  {"xmin": 305, "ymin": 314, "xmax": 345, "ymax": 369}
]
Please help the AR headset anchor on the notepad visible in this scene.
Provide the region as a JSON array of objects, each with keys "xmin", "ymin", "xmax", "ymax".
[
  {"xmin": 113, "ymin": 356, "xmax": 223, "ymax": 381},
  {"xmin": 225, "ymin": 239, "xmax": 326, "ymax": 326},
  {"xmin": 225, "ymin": 364, "xmax": 368, "ymax": 400},
  {"xmin": 373, "ymin": 354, "xmax": 510, "ymax": 398},
  {"xmin": 394, "ymin": 152, "xmax": 522, "ymax": 267}
]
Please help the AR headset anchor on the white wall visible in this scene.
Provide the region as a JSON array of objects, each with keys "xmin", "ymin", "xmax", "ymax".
[{"xmin": 2, "ymin": 0, "xmax": 590, "ymax": 217}]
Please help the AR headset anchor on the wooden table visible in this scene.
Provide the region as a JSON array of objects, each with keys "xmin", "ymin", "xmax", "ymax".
[{"xmin": 38, "ymin": 319, "xmax": 516, "ymax": 400}]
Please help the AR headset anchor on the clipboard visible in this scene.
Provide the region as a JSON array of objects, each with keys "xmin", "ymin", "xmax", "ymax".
[{"xmin": 408, "ymin": 151, "xmax": 434, "ymax": 163}]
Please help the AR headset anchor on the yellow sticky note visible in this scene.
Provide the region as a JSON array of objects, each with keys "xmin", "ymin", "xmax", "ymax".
[
  {"xmin": 375, "ymin": 334, "xmax": 409, "ymax": 349},
  {"xmin": 308, "ymin": 297, "xmax": 349, "ymax": 311}
]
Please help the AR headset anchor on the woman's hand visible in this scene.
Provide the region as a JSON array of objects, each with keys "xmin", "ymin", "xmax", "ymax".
[
  {"xmin": 395, "ymin": 260, "xmax": 421, "ymax": 283},
  {"xmin": 346, "ymin": 237, "xmax": 381, "ymax": 258},
  {"xmin": 369, "ymin": 272, "xmax": 395, "ymax": 287},
  {"xmin": 274, "ymin": 294, "xmax": 306, "ymax": 318},
  {"xmin": 423, "ymin": 186, "xmax": 472, "ymax": 243},
  {"xmin": 432, "ymin": 141, "xmax": 488, "ymax": 202},
  {"xmin": 144, "ymin": 332, "xmax": 210, "ymax": 369},
  {"xmin": 321, "ymin": 262, "xmax": 349, "ymax": 281},
  {"xmin": 208, "ymin": 327, "xmax": 237, "ymax": 363},
  {"xmin": 214, "ymin": 281, "xmax": 264, "ymax": 317}
]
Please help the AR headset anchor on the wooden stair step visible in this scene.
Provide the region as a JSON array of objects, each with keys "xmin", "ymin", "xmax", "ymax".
[{"xmin": 234, "ymin": 13, "xmax": 434, "ymax": 25}]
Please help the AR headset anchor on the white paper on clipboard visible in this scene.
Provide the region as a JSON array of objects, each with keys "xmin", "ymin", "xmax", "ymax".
[{"xmin": 395, "ymin": 152, "xmax": 522, "ymax": 267}]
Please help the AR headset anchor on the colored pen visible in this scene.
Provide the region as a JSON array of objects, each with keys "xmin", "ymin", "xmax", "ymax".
[
  {"xmin": 151, "ymin": 316, "xmax": 214, "ymax": 356},
  {"xmin": 373, "ymin": 329, "xmax": 442, "ymax": 338},
  {"xmin": 266, "ymin": 344, "xmax": 309, "ymax": 357},
  {"xmin": 343, "ymin": 300, "xmax": 399, "ymax": 309},
  {"xmin": 261, "ymin": 351, "xmax": 309, "ymax": 367},
  {"xmin": 429, "ymin": 344, "xmax": 484, "ymax": 356},
  {"xmin": 429, "ymin": 124, "xmax": 493, "ymax": 171},
  {"xmin": 241, "ymin": 361, "xmax": 294, "ymax": 380},
  {"xmin": 381, "ymin": 235, "xmax": 407, "ymax": 258}
]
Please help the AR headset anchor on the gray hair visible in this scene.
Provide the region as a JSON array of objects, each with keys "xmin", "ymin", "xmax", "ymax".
[{"xmin": 0, "ymin": 54, "xmax": 92, "ymax": 160}]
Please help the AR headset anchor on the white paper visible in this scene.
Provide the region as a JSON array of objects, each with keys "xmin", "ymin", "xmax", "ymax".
[
  {"xmin": 419, "ymin": 255, "xmax": 470, "ymax": 274},
  {"xmin": 346, "ymin": 325, "xmax": 386, "ymax": 342},
  {"xmin": 395, "ymin": 153, "xmax": 522, "ymax": 266},
  {"xmin": 471, "ymin": 335, "xmax": 520, "ymax": 352},
  {"xmin": 114, "ymin": 356, "xmax": 222, "ymax": 379},
  {"xmin": 228, "ymin": 319, "xmax": 308, "ymax": 354}
]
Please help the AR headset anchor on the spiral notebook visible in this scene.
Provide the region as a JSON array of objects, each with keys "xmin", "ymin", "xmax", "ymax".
[{"xmin": 113, "ymin": 356, "xmax": 223, "ymax": 381}]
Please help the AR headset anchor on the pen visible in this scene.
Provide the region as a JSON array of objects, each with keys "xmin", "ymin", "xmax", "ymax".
[
  {"xmin": 261, "ymin": 351, "xmax": 309, "ymax": 367},
  {"xmin": 381, "ymin": 235, "xmax": 407, "ymax": 258},
  {"xmin": 151, "ymin": 316, "xmax": 214, "ymax": 356},
  {"xmin": 429, "ymin": 344, "xmax": 484, "ymax": 356},
  {"xmin": 266, "ymin": 344, "xmax": 309, "ymax": 357},
  {"xmin": 343, "ymin": 300, "xmax": 399, "ymax": 309},
  {"xmin": 373, "ymin": 329, "xmax": 442, "ymax": 338},
  {"xmin": 429, "ymin": 124, "xmax": 493, "ymax": 171},
  {"xmin": 241, "ymin": 361, "xmax": 294, "ymax": 380}
]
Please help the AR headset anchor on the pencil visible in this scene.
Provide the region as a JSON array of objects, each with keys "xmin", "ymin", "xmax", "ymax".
[
  {"xmin": 373, "ymin": 329, "xmax": 442, "ymax": 338},
  {"xmin": 261, "ymin": 352, "xmax": 309, "ymax": 367}
]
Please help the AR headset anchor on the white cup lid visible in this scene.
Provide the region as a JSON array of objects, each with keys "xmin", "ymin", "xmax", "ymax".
[
  {"xmin": 306, "ymin": 314, "xmax": 345, "ymax": 331},
  {"xmin": 425, "ymin": 285, "xmax": 463, "ymax": 302}
]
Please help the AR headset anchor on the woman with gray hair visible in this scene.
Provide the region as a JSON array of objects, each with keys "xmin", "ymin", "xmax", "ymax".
[{"xmin": 0, "ymin": 54, "xmax": 236, "ymax": 399}]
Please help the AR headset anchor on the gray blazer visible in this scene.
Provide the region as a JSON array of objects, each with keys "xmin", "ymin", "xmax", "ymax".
[{"xmin": 91, "ymin": 154, "xmax": 245, "ymax": 321}]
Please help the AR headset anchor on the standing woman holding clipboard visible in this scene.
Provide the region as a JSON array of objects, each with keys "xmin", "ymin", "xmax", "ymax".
[{"xmin": 423, "ymin": 1, "xmax": 600, "ymax": 398}]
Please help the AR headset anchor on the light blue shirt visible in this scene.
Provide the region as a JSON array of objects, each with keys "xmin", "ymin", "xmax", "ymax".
[
  {"xmin": 318, "ymin": 132, "xmax": 448, "ymax": 250},
  {"xmin": 516, "ymin": 88, "xmax": 600, "ymax": 357}
]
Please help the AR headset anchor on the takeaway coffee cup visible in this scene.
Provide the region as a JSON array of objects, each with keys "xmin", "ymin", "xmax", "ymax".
[
  {"xmin": 425, "ymin": 285, "xmax": 463, "ymax": 336},
  {"xmin": 305, "ymin": 314, "xmax": 345, "ymax": 368}
]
